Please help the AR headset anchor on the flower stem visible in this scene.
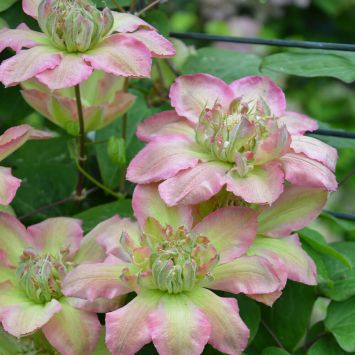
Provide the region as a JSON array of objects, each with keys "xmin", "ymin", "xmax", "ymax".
[
  {"xmin": 74, "ymin": 84, "xmax": 86, "ymax": 200},
  {"xmin": 120, "ymin": 78, "xmax": 129, "ymax": 193},
  {"xmin": 130, "ymin": 0, "xmax": 137, "ymax": 13},
  {"xmin": 112, "ymin": 0, "xmax": 126, "ymax": 12},
  {"xmin": 136, "ymin": 0, "xmax": 160, "ymax": 16}
]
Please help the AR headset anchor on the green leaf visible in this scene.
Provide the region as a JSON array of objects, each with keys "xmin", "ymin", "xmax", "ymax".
[
  {"xmin": 320, "ymin": 212, "xmax": 355, "ymax": 233},
  {"xmin": 309, "ymin": 133, "xmax": 355, "ymax": 151},
  {"xmin": 325, "ymin": 297, "xmax": 355, "ymax": 352},
  {"xmin": 299, "ymin": 228, "xmax": 352, "ymax": 269},
  {"xmin": 307, "ymin": 335, "xmax": 347, "ymax": 355},
  {"xmin": 182, "ymin": 47, "xmax": 262, "ymax": 82},
  {"xmin": 144, "ymin": 10, "xmax": 170, "ymax": 37},
  {"xmin": 262, "ymin": 347, "xmax": 290, "ymax": 355},
  {"xmin": 261, "ymin": 50, "xmax": 355, "ymax": 83},
  {"xmin": 92, "ymin": 0, "xmax": 130, "ymax": 8},
  {"xmin": 74, "ymin": 199, "xmax": 133, "ymax": 232},
  {"xmin": 0, "ymin": 0, "xmax": 17, "ymax": 12}
]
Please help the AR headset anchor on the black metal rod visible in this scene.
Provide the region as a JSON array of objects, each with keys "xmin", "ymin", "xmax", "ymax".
[
  {"xmin": 170, "ymin": 32, "xmax": 355, "ymax": 52},
  {"xmin": 311, "ymin": 129, "xmax": 355, "ymax": 139},
  {"xmin": 324, "ymin": 210, "xmax": 355, "ymax": 222}
]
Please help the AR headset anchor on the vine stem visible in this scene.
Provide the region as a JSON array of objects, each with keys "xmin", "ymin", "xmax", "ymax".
[
  {"xmin": 136, "ymin": 0, "xmax": 160, "ymax": 16},
  {"xmin": 119, "ymin": 78, "xmax": 129, "ymax": 193},
  {"xmin": 74, "ymin": 84, "xmax": 86, "ymax": 199}
]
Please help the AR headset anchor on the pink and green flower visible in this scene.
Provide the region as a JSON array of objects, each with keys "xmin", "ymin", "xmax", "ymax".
[
  {"xmin": 0, "ymin": 0, "xmax": 175, "ymax": 90},
  {"xmin": 127, "ymin": 74, "xmax": 337, "ymax": 206}
]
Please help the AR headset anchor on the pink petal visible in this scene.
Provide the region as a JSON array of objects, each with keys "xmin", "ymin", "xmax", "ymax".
[
  {"xmin": 192, "ymin": 207, "xmax": 257, "ymax": 263},
  {"xmin": 281, "ymin": 152, "xmax": 338, "ymax": 191},
  {"xmin": 106, "ymin": 292, "xmax": 162, "ymax": 355},
  {"xmin": 225, "ymin": 161, "xmax": 284, "ymax": 205},
  {"xmin": 290, "ymin": 135, "xmax": 338, "ymax": 171},
  {"xmin": 0, "ymin": 167, "xmax": 21, "ymax": 205},
  {"xmin": 149, "ymin": 294, "xmax": 211, "ymax": 355},
  {"xmin": 169, "ymin": 74, "xmax": 235, "ymax": 123},
  {"xmin": 0, "ymin": 281, "xmax": 61, "ymax": 337},
  {"xmin": 21, "ymin": 89, "xmax": 51, "ymax": 118},
  {"xmin": 36, "ymin": 54, "xmax": 93, "ymax": 90},
  {"xmin": 127, "ymin": 29, "xmax": 175, "ymax": 58},
  {"xmin": 111, "ymin": 12, "xmax": 154, "ymax": 33},
  {"xmin": 208, "ymin": 255, "xmax": 282, "ymax": 295},
  {"xmin": 27, "ymin": 218, "xmax": 83, "ymax": 257},
  {"xmin": 190, "ymin": 288, "xmax": 249, "ymax": 355},
  {"xmin": 42, "ymin": 298, "xmax": 101, "ymax": 355},
  {"xmin": 0, "ymin": 46, "xmax": 61, "ymax": 87},
  {"xmin": 248, "ymin": 291, "xmax": 283, "ymax": 306},
  {"xmin": 257, "ymin": 185, "xmax": 328, "ymax": 237},
  {"xmin": 137, "ymin": 110, "xmax": 195, "ymax": 143},
  {"xmin": 126, "ymin": 139, "xmax": 201, "ymax": 184},
  {"xmin": 278, "ymin": 111, "xmax": 318, "ymax": 135},
  {"xmin": 159, "ymin": 161, "xmax": 230, "ymax": 206},
  {"xmin": 82, "ymin": 34, "xmax": 152, "ymax": 78},
  {"xmin": 67, "ymin": 296, "xmax": 125, "ymax": 314},
  {"xmin": 62, "ymin": 263, "xmax": 131, "ymax": 301},
  {"xmin": 230, "ymin": 76, "xmax": 286, "ymax": 116},
  {"xmin": 22, "ymin": 0, "xmax": 41, "ymax": 18}
]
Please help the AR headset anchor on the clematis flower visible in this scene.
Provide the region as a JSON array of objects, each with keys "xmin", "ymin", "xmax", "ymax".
[
  {"xmin": 0, "ymin": 213, "xmax": 123, "ymax": 354},
  {"xmin": 0, "ymin": 124, "xmax": 52, "ymax": 205},
  {"xmin": 62, "ymin": 184, "xmax": 287, "ymax": 355},
  {"xmin": 0, "ymin": 0, "xmax": 175, "ymax": 90},
  {"xmin": 21, "ymin": 72, "xmax": 136, "ymax": 134},
  {"xmin": 127, "ymin": 74, "xmax": 338, "ymax": 206}
]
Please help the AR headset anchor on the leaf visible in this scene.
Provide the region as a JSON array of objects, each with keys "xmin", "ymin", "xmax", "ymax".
[
  {"xmin": 144, "ymin": 10, "xmax": 170, "ymax": 37},
  {"xmin": 74, "ymin": 199, "xmax": 133, "ymax": 233},
  {"xmin": 307, "ymin": 335, "xmax": 347, "ymax": 355},
  {"xmin": 299, "ymin": 228, "xmax": 352, "ymax": 269},
  {"xmin": 262, "ymin": 347, "xmax": 290, "ymax": 355},
  {"xmin": 182, "ymin": 47, "xmax": 262, "ymax": 82},
  {"xmin": 309, "ymin": 133, "xmax": 355, "ymax": 151},
  {"xmin": 0, "ymin": 0, "xmax": 17, "ymax": 12},
  {"xmin": 261, "ymin": 50, "xmax": 355, "ymax": 83},
  {"xmin": 320, "ymin": 212, "xmax": 355, "ymax": 233},
  {"xmin": 92, "ymin": 0, "xmax": 130, "ymax": 8},
  {"xmin": 325, "ymin": 296, "xmax": 355, "ymax": 352}
]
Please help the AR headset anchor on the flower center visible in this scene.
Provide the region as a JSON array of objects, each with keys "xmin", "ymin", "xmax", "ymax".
[
  {"xmin": 16, "ymin": 247, "xmax": 71, "ymax": 304},
  {"xmin": 38, "ymin": 0, "xmax": 114, "ymax": 52}
]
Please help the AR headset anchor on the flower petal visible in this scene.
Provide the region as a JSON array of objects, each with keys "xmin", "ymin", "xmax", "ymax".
[
  {"xmin": 27, "ymin": 218, "xmax": 83, "ymax": 257},
  {"xmin": 192, "ymin": 207, "xmax": 257, "ymax": 263},
  {"xmin": 248, "ymin": 235, "xmax": 317, "ymax": 285},
  {"xmin": 67, "ymin": 296, "xmax": 125, "ymax": 314},
  {"xmin": 82, "ymin": 34, "xmax": 152, "ymax": 78},
  {"xmin": 290, "ymin": 135, "xmax": 338, "ymax": 171},
  {"xmin": 281, "ymin": 152, "xmax": 338, "ymax": 191},
  {"xmin": 21, "ymin": 89, "xmax": 52, "ymax": 118},
  {"xmin": 22, "ymin": 0, "xmax": 41, "ymax": 18},
  {"xmin": 133, "ymin": 184, "xmax": 193, "ymax": 230},
  {"xmin": 159, "ymin": 161, "xmax": 230, "ymax": 206},
  {"xmin": 208, "ymin": 255, "xmax": 282, "ymax": 295},
  {"xmin": 0, "ymin": 167, "xmax": 21, "ymax": 206},
  {"xmin": 257, "ymin": 185, "xmax": 328, "ymax": 237},
  {"xmin": 225, "ymin": 161, "xmax": 284, "ymax": 204},
  {"xmin": 126, "ymin": 139, "xmax": 201, "ymax": 184},
  {"xmin": 189, "ymin": 288, "xmax": 249, "ymax": 355},
  {"xmin": 170, "ymin": 73, "xmax": 235, "ymax": 123},
  {"xmin": 0, "ymin": 46, "xmax": 61, "ymax": 87},
  {"xmin": 137, "ymin": 110, "xmax": 195, "ymax": 143},
  {"xmin": 42, "ymin": 298, "xmax": 101, "ymax": 355},
  {"xmin": 149, "ymin": 293, "xmax": 211, "ymax": 355},
  {"xmin": 111, "ymin": 12, "xmax": 154, "ymax": 33},
  {"xmin": 230, "ymin": 76, "xmax": 286, "ymax": 116},
  {"xmin": 0, "ymin": 281, "xmax": 61, "ymax": 337},
  {"xmin": 62, "ymin": 263, "xmax": 131, "ymax": 301},
  {"xmin": 106, "ymin": 291, "xmax": 162, "ymax": 355},
  {"xmin": 36, "ymin": 54, "xmax": 93, "ymax": 90},
  {"xmin": 278, "ymin": 111, "xmax": 318, "ymax": 135}
]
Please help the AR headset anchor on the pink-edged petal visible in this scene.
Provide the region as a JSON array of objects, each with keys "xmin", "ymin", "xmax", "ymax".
[
  {"xmin": 170, "ymin": 73, "xmax": 235, "ymax": 123},
  {"xmin": 106, "ymin": 291, "xmax": 162, "ymax": 355},
  {"xmin": 127, "ymin": 139, "xmax": 202, "ymax": 184},
  {"xmin": 0, "ymin": 281, "xmax": 61, "ymax": 337},
  {"xmin": 281, "ymin": 152, "xmax": 338, "ymax": 191},
  {"xmin": 225, "ymin": 161, "xmax": 284, "ymax": 205},
  {"xmin": 290, "ymin": 135, "xmax": 338, "ymax": 171},
  {"xmin": 208, "ymin": 255, "xmax": 281, "ymax": 295},
  {"xmin": 258, "ymin": 185, "xmax": 328, "ymax": 237},
  {"xmin": 133, "ymin": 184, "xmax": 192, "ymax": 230},
  {"xmin": 27, "ymin": 218, "xmax": 83, "ymax": 257},
  {"xmin": 0, "ymin": 167, "xmax": 21, "ymax": 205},
  {"xmin": 248, "ymin": 235, "xmax": 317, "ymax": 285},
  {"xmin": 159, "ymin": 161, "xmax": 230, "ymax": 206},
  {"xmin": 0, "ymin": 46, "xmax": 61, "ymax": 87},
  {"xmin": 82, "ymin": 34, "xmax": 152, "ymax": 78},
  {"xmin": 230, "ymin": 76, "xmax": 286, "ymax": 116},
  {"xmin": 0, "ymin": 213, "xmax": 29, "ymax": 264},
  {"xmin": 111, "ymin": 11, "xmax": 154, "ymax": 33},
  {"xmin": 189, "ymin": 288, "xmax": 249, "ymax": 355},
  {"xmin": 22, "ymin": 0, "xmax": 41, "ymax": 18},
  {"xmin": 62, "ymin": 263, "xmax": 131, "ymax": 301},
  {"xmin": 149, "ymin": 293, "xmax": 211, "ymax": 355},
  {"xmin": 128, "ymin": 29, "xmax": 175, "ymax": 58},
  {"xmin": 137, "ymin": 110, "xmax": 195, "ymax": 143},
  {"xmin": 42, "ymin": 298, "xmax": 101, "ymax": 355},
  {"xmin": 278, "ymin": 111, "xmax": 318, "ymax": 135},
  {"xmin": 248, "ymin": 291, "xmax": 283, "ymax": 307},
  {"xmin": 21, "ymin": 89, "xmax": 51, "ymax": 118},
  {"xmin": 36, "ymin": 54, "xmax": 93, "ymax": 90},
  {"xmin": 192, "ymin": 207, "xmax": 257, "ymax": 263},
  {"xmin": 67, "ymin": 296, "xmax": 125, "ymax": 314}
]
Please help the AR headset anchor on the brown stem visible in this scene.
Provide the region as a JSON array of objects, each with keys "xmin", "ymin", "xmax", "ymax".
[
  {"xmin": 130, "ymin": 0, "xmax": 137, "ymax": 13},
  {"xmin": 136, "ymin": 0, "xmax": 160, "ymax": 16},
  {"xmin": 112, "ymin": 0, "xmax": 126, "ymax": 12}
]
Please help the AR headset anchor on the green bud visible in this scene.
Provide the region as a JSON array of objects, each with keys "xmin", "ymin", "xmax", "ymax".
[{"xmin": 108, "ymin": 136, "xmax": 126, "ymax": 167}]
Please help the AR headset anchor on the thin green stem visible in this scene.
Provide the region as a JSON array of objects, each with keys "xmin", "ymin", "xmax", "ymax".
[
  {"xmin": 261, "ymin": 320, "xmax": 285, "ymax": 349},
  {"xmin": 136, "ymin": 0, "xmax": 160, "ymax": 16},
  {"xmin": 120, "ymin": 78, "xmax": 129, "ymax": 193},
  {"xmin": 112, "ymin": 0, "xmax": 126, "ymax": 12}
]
